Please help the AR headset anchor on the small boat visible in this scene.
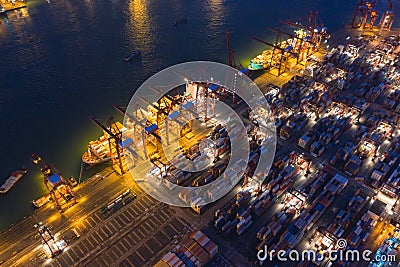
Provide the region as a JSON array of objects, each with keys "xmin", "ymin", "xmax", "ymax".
[
  {"xmin": 32, "ymin": 194, "xmax": 51, "ymax": 208},
  {"xmin": 0, "ymin": 168, "xmax": 28, "ymax": 194},
  {"xmin": 123, "ymin": 50, "xmax": 141, "ymax": 62},
  {"xmin": 173, "ymin": 18, "xmax": 188, "ymax": 27}
]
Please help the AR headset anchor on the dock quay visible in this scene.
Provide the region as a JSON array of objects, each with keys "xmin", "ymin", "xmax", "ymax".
[{"xmin": 0, "ymin": 0, "xmax": 26, "ymax": 14}]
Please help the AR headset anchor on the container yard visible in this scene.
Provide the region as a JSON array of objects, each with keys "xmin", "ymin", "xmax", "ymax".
[
  {"xmin": 154, "ymin": 231, "xmax": 218, "ymax": 267},
  {"xmin": 206, "ymin": 7, "xmax": 400, "ymax": 264}
]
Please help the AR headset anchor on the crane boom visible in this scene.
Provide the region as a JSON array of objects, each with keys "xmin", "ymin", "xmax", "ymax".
[
  {"xmin": 270, "ymin": 28, "xmax": 317, "ymax": 46},
  {"xmin": 251, "ymin": 36, "xmax": 297, "ymax": 56},
  {"xmin": 90, "ymin": 116, "xmax": 120, "ymax": 139},
  {"xmin": 113, "ymin": 105, "xmax": 161, "ymax": 141}
]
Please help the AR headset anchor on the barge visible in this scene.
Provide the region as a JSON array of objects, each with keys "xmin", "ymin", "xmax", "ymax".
[{"xmin": 0, "ymin": 169, "xmax": 28, "ymax": 194}]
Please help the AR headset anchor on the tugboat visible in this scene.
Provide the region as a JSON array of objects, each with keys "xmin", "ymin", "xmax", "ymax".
[
  {"xmin": 0, "ymin": 168, "xmax": 28, "ymax": 194},
  {"xmin": 123, "ymin": 50, "xmax": 141, "ymax": 62},
  {"xmin": 173, "ymin": 18, "xmax": 188, "ymax": 27}
]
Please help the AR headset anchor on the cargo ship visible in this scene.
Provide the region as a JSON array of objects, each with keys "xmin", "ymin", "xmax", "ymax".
[
  {"xmin": 248, "ymin": 49, "xmax": 273, "ymax": 70},
  {"xmin": 82, "ymin": 137, "xmax": 112, "ymax": 165},
  {"xmin": 248, "ymin": 11, "xmax": 329, "ymax": 71},
  {"xmin": 248, "ymin": 37, "xmax": 301, "ymax": 71},
  {"xmin": 82, "ymin": 121, "xmax": 125, "ymax": 165},
  {"xmin": 0, "ymin": 169, "xmax": 28, "ymax": 194}
]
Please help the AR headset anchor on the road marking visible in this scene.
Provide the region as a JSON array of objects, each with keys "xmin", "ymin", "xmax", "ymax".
[
  {"xmin": 141, "ymin": 199, "xmax": 152, "ymax": 209},
  {"xmin": 55, "ymin": 257, "xmax": 67, "ymax": 267},
  {"xmin": 152, "ymin": 214, "xmax": 164, "ymax": 225},
  {"xmin": 159, "ymin": 229, "xmax": 170, "ymax": 240},
  {"xmin": 147, "ymin": 218, "xmax": 158, "ymax": 229},
  {"xmin": 87, "ymin": 217, "xmax": 97, "ymax": 227},
  {"xmin": 115, "ymin": 216, "xmax": 124, "ymax": 228},
  {"xmin": 108, "ymin": 246, "xmax": 119, "ymax": 263},
  {"xmin": 122, "ymin": 211, "xmax": 134, "ymax": 221},
  {"xmin": 130, "ymin": 229, "xmax": 143, "ymax": 240},
  {"xmin": 159, "ymin": 209, "xmax": 170, "ymax": 220},
  {"xmin": 96, "ymin": 255, "xmax": 107, "ymax": 265},
  {"xmin": 125, "ymin": 257, "xmax": 135, "ymax": 267},
  {"xmin": 143, "ymin": 221, "xmax": 155, "ymax": 232},
  {"xmin": 168, "ymin": 222, "xmax": 179, "ymax": 233},
  {"xmin": 93, "ymin": 212, "xmax": 102, "ymax": 222},
  {"xmin": 86, "ymin": 236, "xmax": 96, "ymax": 248},
  {"xmin": 80, "ymin": 221, "xmax": 89, "ymax": 232},
  {"xmin": 121, "ymin": 238, "xmax": 132, "ymax": 251},
  {"xmin": 153, "ymin": 237, "xmax": 163, "ymax": 246},
  {"xmin": 128, "ymin": 206, "xmax": 140, "ymax": 216},
  {"xmin": 79, "ymin": 241, "xmax": 89, "ymax": 252},
  {"xmin": 144, "ymin": 243, "xmax": 154, "ymax": 254},
  {"xmin": 104, "ymin": 223, "xmax": 118, "ymax": 235},
  {"xmin": 52, "ymin": 258, "xmax": 62, "ymax": 267},
  {"xmin": 138, "ymin": 224, "xmax": 151, "ymax": 235},
  {"xmin": 125, "ymin": 235, "xmax": 135, "ymax": 246},
  {"xmin": 74, "ymin": 245, "xmax": 84, "ymax": 257},
  {"xmin": 98, "ymin": 227, "xmax": 108, "ymax": 239},
  {"xmin": 135, "ymin": 201, "xmax": 146, "ymax": 211},
  {"xmin": 117, "ymin": 243, "xmax": 127, "ymax": 254},
  {"xmin": 65, "ymin": 251, "xmax": 75, "ymax": 263},
  {"xmin": 93, "ymin": 231, "xmax": 104, "ymax": 242},
  {"xmin": 105, "ymin": 252, "xmax": 116, "ymax": 265},
  {"xmin": 134, "ymin": 251, "xmax": 146, "ymax": 262},
  {"xmin": 110, "ymin": 218, "xmax": 122, "ymax": 229}
]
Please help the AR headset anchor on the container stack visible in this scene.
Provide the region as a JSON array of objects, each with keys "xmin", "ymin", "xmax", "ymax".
[
  {"xmin": 236, "ymin": 208, "xmax": 252, "ymax": 235},
  {"xmin": 346, "ymin": 211, "xmax": 378, "ymax": 248},
  {"xmin": 326, "ymin": 189, "xmax": 369, "ymax": 238},
  {"xmin": 154, "ymin": 231, "xmax": 218, "ymax": 267}
]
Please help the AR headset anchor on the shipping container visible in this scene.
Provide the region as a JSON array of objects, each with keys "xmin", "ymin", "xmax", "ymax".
[
  {"xmin": 237, "ymin": 220, "xmax": 252, "ymax": 235},
  {"xmin": 187, "ymin": 242, "xmax": 210, "ymax": 266},
  {"xmin": 153, "ymin": 260, "xmax": 170, "ymax": 267},
  {"xmin": 203, "ymin": 240, "xmax": 218, "ymax": 258},
  {"xmin": 298, "ymin": 135, "xmax": 313, "ymax": 149}
]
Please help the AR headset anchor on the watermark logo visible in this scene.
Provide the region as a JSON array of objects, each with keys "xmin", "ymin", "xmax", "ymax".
[
  {"xmin": 257, "ymin": 238, "xmax": 397, "ymax": 264},
  {"xmin": 123, "ymin": 61, "xmax": 276, "ymax": 206},
  {"xmin": 336, "ymin": 238, "xmax": 347, "ymax": 249}
]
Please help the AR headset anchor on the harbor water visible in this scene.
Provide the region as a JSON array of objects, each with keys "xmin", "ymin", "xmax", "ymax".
[{"xmin": 0, "ymin": 0, "xmax": 395, "ymax": 230}]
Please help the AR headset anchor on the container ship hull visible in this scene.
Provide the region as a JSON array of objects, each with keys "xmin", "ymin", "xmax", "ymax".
[
  {"xmin": 248, "ymin": 50, "xmax": 273, "ymax": 71},
  {"xmin": 82, "ymin": 139, "xmax": 112, "ymax": 165},
  {"xmin": 82, "ymin": 121, "xmax": 126, "ymax": 166}
]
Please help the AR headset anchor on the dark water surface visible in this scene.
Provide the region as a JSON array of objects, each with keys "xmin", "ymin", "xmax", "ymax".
[{"xmin": 0, "ymin": 0, "xmax": 394, "ymax": 230}]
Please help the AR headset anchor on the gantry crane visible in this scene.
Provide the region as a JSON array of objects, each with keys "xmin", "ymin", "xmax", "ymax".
[
  {"xmin": 90, "ymin": 116, "xmax": 125, "ymax": 174},
  {"xmin": 137, "ymin": 95, "xmax": 173, "ymax": 127},
  {"xmin": 379, "ymin": 0, "xmax": 395, "ymax": 33},
  {"xmin": 226, "ymin": 29, "xmax": 244, "ymax": 70},
  {"xmin": 251, "ymin": 36, "xmax": 298, "ymax": 77},
  {"xmin": 351, "ymin": 0, "xmax": 379, "ymax": 29},
  {"xmin": 114, "ymin": 105, "xmax": 162, "ymax": 159},
  {"xmin": 31, "ymin": 154, "xmax": 76, "ymax": 212},
  {"xmin": 270, "ymin": 27, "xmax": 317, "ymax": 64},
  {"xmin": 280, "ymin": 10, "xmax": 329, "ymax": 49}
]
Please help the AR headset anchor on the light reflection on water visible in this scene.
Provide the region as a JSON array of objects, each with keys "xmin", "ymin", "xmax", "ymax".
[{"xmin": 127, "ymin": 0, "xmax": 155, "ymax": 60}]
